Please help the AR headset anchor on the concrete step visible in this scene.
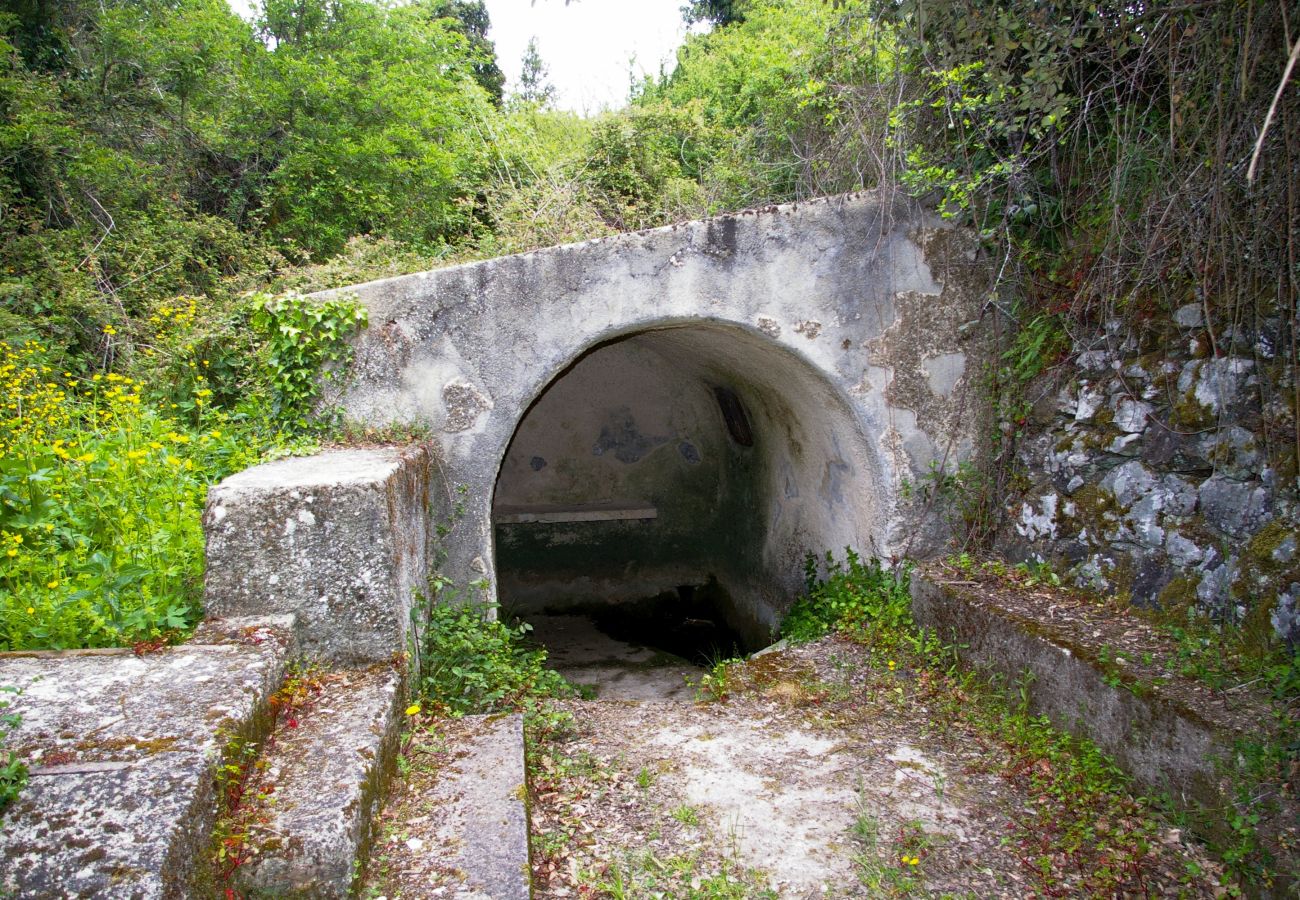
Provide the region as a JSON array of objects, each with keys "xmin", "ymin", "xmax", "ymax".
[
  {"xmin": 0, "ymin": 616, "xmax": 295, "ymax": 899},
  {"xmin": 365, "ymin": 713, "xmax": 532, "ymax": 900},
  {"xmin": 232, "ymin": 663, "xmax": 405, "ymax": 898}
]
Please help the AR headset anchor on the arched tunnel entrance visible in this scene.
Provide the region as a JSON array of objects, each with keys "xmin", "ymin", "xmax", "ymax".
[{"xmin": 491, "ymin": 323, "xmax": 882, "ymax": 696}]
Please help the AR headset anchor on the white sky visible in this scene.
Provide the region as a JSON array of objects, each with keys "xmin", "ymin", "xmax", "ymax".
[
  {"xmin": 225, "ymin": 0, "xmax": 697, "ymax": 115},
  {"xmin": 484, "ymin": 0, "xmax": 697, "ymax": 114}
]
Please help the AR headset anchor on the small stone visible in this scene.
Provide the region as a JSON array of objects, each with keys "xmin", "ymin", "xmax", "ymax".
[
  {"xmin": 1159, "ymin": 474, "xmax": 1198, "ymax": 517},
  {"xmin": 1107, "ymin": 434, "xmax": 1142, "ymax": 455},
  {"xmin": 1166, "ymin": 532, "xmax": 1204, "ymax": 567},
  {"xmin": 1077, "ymin": 350, "xmax": 1112, "ymax": 372},
  {"xmin": 1197, "ymin": 559, "xmax": 1238, "ymax": 610},
  {"xmin": 1271, "ymin": 584, "xmax": 1300, "ymax": 648},
  {"xmin": 1172, "ymin": 303, "xmax": 1204, "ymax": 328},
  {"xmin": 1113, "ymin": 398, "xmax": 1153, "ymax": 433},
  {"xmin": 1126, "ymin": 495, "xmax": 1165, "ymax": 549},
  {"xmin": 1176, "ymin": 358, "xmax": 1255, "ymax": 415},
  {"xmin": 1015, "ymin": 493, "xmax": 1058, "ymax": 542},
  {"xmin": 1199, "ymin": 425, "xmax": 1260, "ymax": 479},
  {"xmin": 1074, "ymin": 387, "xmax": 1104, "ymax": 422},
  {"xmin": 1273, "ymin": 534, "xmax": 1297, "ymax": 564},
  {"xmin": 406, "ymin": 838, "xmax": 424, "ymax": 852},
  {"xmin": 1198, "ymin": 476, "xmax": 1272, "ymax": 538},
  {"xmin": 1099, "ymin": 460, "xmax": 1157, "ymax": 509}
]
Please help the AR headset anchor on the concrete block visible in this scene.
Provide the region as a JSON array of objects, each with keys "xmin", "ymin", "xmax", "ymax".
[
  {"xmin": 235, "ymin": 664, "xmax": 406, "ymax": 898},
  {"xmin": 422, "ymin": 714, "xmax": 531, "ymax": 900},
  {"xmin": 0, "ymin": 618, "xmax": 293, "ymax": 898},
  {"xmin": 909, "ymin": 571, "xmax": 1265, "ymax": 826},
  {"xmin": 203, "ymin": 446, "xmax": 434, "ymax": 664}
]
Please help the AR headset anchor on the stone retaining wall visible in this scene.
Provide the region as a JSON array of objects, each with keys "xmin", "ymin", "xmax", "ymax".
[{"xmin": 1003, "ymin": 310, "xmax": 1298, "ymax": 646}]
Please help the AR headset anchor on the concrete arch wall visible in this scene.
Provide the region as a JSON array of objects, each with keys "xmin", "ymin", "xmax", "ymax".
[{"xmin": 316, "ymin": 191, "xmax": 989, "ymax": 613}]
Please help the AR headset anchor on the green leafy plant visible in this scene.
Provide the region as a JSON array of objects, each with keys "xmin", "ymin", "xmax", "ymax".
[
  {"xmin": 0, "ymin": 684, "xmax": 26, "ymax": 814},
  {"xmin": 248, "ymin": 292, "xmax": 368, "ymax": 424},
  {"xmin": 412, "ymin": 577, "xmax": 575, "ymax": 716},
  {"xmin": 781, "ymin": 549, "xmax": 911, "ymax": 646},
  {"xmin": 670, "ymin": 804, "xmax": 700, "ymax": 826},
  {"xmin": 693, "ymin": 655, "xmax": 743, "ymax": 702}
]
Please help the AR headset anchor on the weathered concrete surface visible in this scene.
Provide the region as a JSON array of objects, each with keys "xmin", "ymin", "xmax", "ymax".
[
  {"xmin": 235, "ymin": 664, "xmax": 405, "ymax": 898},
  {"xmin": 909, "ymin": 572, "xmax": 1245, "ymax": 812},
  {"xmin": 203, "ymin": 445, "xmax": 437, "ymax": 664},
  {"xmin": 316, "ymin": 192, "xmax": 989, "ymax": 618},
  {"xmin": 419, "ymin": 714, "xmax": 531, "ymax": 900},
  {"xmin": 0, "ymin": 617, "xmax": 294, "ymax": 899}
]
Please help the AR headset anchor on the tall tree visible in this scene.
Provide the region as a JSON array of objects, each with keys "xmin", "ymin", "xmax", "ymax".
[
  {"xmin": 681, "ymin": 0, "xmax": 747, "ymax": 27},
  {"xmin": 422, "ymin": 0, "xmax": 505, "ymax": 105},
  {"xmin": 517, "ymin": 36, "xmax": 555, "ymax": 106}
]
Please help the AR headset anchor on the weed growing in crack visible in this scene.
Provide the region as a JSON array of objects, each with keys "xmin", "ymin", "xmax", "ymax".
[
  {"xmin": 208, "ymin": 659, "xmax": 326, "ymax": 889},
  {"xmin": 671, "ymin": 804, "xmax": 701, "ymax": 827},
  {"xmin": 692, "ymin": 655, "xmax": 743, "ymax": 701},
  {"xmin": 589, "ymin": 848, "xmax": 776, "ymax": 900},
  {"xmin": 849, "ymin": 784, "xmax": 931, "ymax": 894}
]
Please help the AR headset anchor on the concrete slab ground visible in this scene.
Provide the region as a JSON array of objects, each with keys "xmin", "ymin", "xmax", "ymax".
[
  {"xmin": 525, "ymin": 613, "xmax": 701, "ymax": 701},
  {"xmin": 0, "ymin": 617, "xmax": 293, "ymax": 899},
  {"xmin": 526, "ymin": 636, "xmax": 1223, "ymax": 899},
  {"xmin": 362, "ymin": 714, "xmax": 531, "ymax": 900}
]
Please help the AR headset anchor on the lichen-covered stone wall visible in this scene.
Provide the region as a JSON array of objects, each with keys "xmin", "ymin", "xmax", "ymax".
[{"xmin": 1003, "ymin": 308, "xmax": 1298, "ymax": 648}]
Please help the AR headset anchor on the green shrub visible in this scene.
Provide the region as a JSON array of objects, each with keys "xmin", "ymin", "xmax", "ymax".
[
  {"xmin": 781, "ymin": 549, "xmax": 912, "ymax": 644},
  {"xmin": 413, "ymin": 579, "xmax": 575, "ymax": 716},
  {"xmin": 0, "ymin": 339, "xmax": 303, "ymax": 651}
]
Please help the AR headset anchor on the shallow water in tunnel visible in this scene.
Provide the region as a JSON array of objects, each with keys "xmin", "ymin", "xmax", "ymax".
[
  {"xmin": 519, "ymin": 585, "xmax": 759, "ymax": 700},
  {"xmin": 524, "ymin": 613, "xmax": 704, "ymax": 701}
]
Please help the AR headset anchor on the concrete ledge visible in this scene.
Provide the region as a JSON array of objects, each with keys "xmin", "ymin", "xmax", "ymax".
[
  {"xmin": 235, "ymin": 664, "xmax": 406, "ymax": 898},
  {"xmin": 426, "ymin": 714, "xmax": 531, "ymax": 900},
  {"xmin": 495, "ymin": 501, "xmax": 658, "ymax": 524},
  {"xmin": 911, "ymin": 572, "xmax": 1238, "ymax": 805},
  {"xmin": 0, "ymin": 617, "xmax": 294, "ymax": 899},
  {"xmin": 203, "ymin": 445, "xmax": 434, "ymax": 664}
]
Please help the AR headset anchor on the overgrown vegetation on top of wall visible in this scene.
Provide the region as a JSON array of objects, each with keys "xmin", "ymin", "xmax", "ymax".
[{"xmin": 0, "ymin": 291, "xmax": 365, "ymax": 651}]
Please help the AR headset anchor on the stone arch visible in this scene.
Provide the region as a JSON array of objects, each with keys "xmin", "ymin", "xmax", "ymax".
[
  {"xmin": 488, "ymin": 319, "xmax": 886, "ymax": 642},
  {"xmin": 317, "ymin": 192, "xmax": 987, "ymax": 615}
]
